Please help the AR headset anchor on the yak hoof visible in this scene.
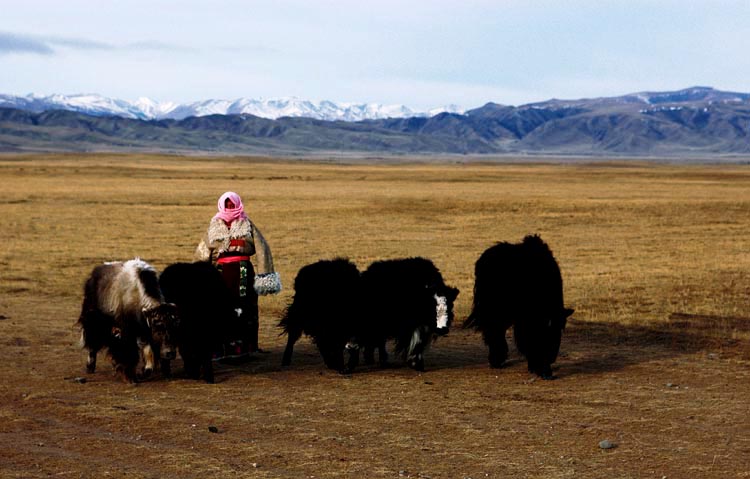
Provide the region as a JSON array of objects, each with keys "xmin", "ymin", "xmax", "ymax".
[
  {"xmin": 117, "ymin": 371, "xmax": 137, "ymax": 384},
  {"xmin": 408, "ymin": 358, "xmax": 425, "ymax": 372},
  {"xmin": 488, "ymin": 351, "xmax": 507, "ymax": 369},
  {"xmin": 86, "ymin": 364, "xmax": 96, "ymax": 374},
  {"xmin": 489, "ymin": 357, "xmax": 507, "ymax": 368},
  {"xmin": 530, "ymin": 364, "xmax": 556, "ymax": 380}
]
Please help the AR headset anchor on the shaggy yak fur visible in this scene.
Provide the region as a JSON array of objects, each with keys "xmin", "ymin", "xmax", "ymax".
[
  {"xmin": 465, "ymin": 235, "xmax": 574, "ymax": 379},
  {"xmin": 358, "ymin": 257, "xmax": 459, "ymax": 372},
  {"xmin": 279, "ymin": 258, "xmax": 363, "ymax": 373},
  {"xmin": 159, "ymin": 261, "xmax": 237, "ymax": 383},
  {"xmin": 77, "ymin": 259, "xmax": 179, "ymax": 383}
]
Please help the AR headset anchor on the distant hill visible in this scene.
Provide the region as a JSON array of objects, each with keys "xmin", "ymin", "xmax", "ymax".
[{"xmin": 1, "ymin": 87, "xmax": 749, "ymax": 157}]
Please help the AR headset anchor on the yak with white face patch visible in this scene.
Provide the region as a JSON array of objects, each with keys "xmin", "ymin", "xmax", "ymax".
[
  {"xmin": 358, "ymin": 257, "xmax": 459, "ymax": 372},
  {"xmin": 435, "ymin": 294, "xmax": 449, "ymax": 330}
]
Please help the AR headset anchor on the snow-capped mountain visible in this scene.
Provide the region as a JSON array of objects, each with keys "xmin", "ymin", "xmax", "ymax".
[
  {"xmin": 0, "ymin": 93, "xmax": 151, "ymax": 119},
  {"xmin": 0, "ymin": 93, "xmax": 465, "ymax": 121}
]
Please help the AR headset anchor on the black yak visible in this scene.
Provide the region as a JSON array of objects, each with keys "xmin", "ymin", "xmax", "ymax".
[
  {"xmin": 279, "ymin": 258, "xmax": 362, "ymax": 372},
  {"xmin": 465, "ymin": 235, "xmax": 574, "ymax": 379},
  {"xmin": 159, "ymin": 261, "xmax": 239, "ymax": 383},
  {"xmin": 77, "ymin": 259, "xmax": 179, "ymax": 383},
  {"xmin": 359, "ymin": 257, "xmax": 459, "ymax": 371}
]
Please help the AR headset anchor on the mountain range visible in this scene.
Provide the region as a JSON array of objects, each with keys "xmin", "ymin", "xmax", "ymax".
[
  {"xmin": 1, "ymin": 87, "xmax": 749, "ymax": 158},
  {"xmin": 0, "ymin": 93, "xmax": 463, "ymax": 122}
]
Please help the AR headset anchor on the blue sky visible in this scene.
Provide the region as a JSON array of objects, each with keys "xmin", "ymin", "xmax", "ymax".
[{"xmin": 1, "ymin": 0, "xmax": 749, "ymax": 110}]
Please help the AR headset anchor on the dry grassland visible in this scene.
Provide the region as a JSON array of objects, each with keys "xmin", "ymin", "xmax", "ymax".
[{"xmin": 0, "ymin": 153, "xmax": 748, "ymax": 478}]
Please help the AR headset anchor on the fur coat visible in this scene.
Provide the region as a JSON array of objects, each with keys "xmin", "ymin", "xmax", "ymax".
[{"xmin": 194, "ymin": 217, "xmax": 275, "ymax": 275}]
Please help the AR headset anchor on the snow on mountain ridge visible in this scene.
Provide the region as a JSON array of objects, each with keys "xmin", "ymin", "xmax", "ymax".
[
  {"xmin": 133, "ymin": 97, "xmax": 178, "ymax": 118},
  {"xmin": 0, "ymin": 93, "xmax": 464, "ymax": 121}
]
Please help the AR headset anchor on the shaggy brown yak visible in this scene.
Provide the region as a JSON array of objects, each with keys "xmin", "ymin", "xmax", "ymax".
[{"xmin": 77, "ymin": 258, "xmax": 179, "ymax": 382}]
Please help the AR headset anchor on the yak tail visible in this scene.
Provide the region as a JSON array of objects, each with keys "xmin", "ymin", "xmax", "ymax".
[
  {"xmin": 278, "ymin": 303, "xmax": 296, "ymax": 335},
  {"xmin": 463, "ymin": 311, "xmax": 478, "ymax": 329}
]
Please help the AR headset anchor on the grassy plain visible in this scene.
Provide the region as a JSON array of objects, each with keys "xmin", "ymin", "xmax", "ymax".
[{"xmin": 0, "ymin": 153, "xmax": 748, "ymax": 478}]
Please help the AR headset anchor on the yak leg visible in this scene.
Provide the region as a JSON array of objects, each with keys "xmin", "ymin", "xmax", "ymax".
[
  {"xmin": 79, "ymin": 328, "xmax": 98, "ymax": 373},
  {"xmin": 487, "ymin": 332, "xmax": 509, "ymax": 368},
  {"xmin": 201, "ymin": 352, "xmax": 215, "ymax": 384},
  {"xmin": 526, "ymin": 350, "xmax": 555, "ymax": 380},
  {"xmin": 377, "ymin": 342, "xmax": 389, "ymax": 367},
  {"xmin": 364, "ymin": 339, "xmax": 388, "ymax": 367},
  {"xmin": 363, "ymin": 345, "xmax": 375, "ymax": 365},
  {"xmin": 150, "ymin": 344, "xmax": 173, "ymax": 378},
  {"xmin": 108, "ymin": 336, "xmax": 140, "ymax": 383},
  {"xmin": 160, "ymin": 357, "xmax": 172, "ymax": 378},
  {"xmin": 407, "ymin": 327, "xmax": 429, "ymax": 372},
  {"xmin": 319, "ymin": 340, "xmax": 345, "ymax": 372},
  {"xmin": 114, "ymin": 363, "xmax": 137, "ymax": 384},
  {"xmin": 362, "ymin": 344, "xmax": 375, "ymax": 364},
  {"xmin": 182, "ymin": 351, "xmax": 204, "ymax": 381},
  {"xmin": 81, "ymin": 327, "xmax": 99, "ymax": 373},
  {"xmin": 281, "ymin": 327, "xmax": 302, "ymax": 366},
  {"xmin": 78, "ymin": 310, "xmax": 109, "ymax": 374},
  {"xmin": 86, "ymin": 348, "xmax": 98, "ymax": 373},
  {"xmin": 139, "ymin": 340, "xmax": 155, "ymax": 378},
  {"xmin": 529, "ymin": 361, "xmax": 555, "ymax": 380},
  {"xmin": 362, "ymin": 337, "xmax": 388, "ymax": 367},
  {"xmin": 344, "ymin": 341, "xmax": 360, "ymax": 373}
]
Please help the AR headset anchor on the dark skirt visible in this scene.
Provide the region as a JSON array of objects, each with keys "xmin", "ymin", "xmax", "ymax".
[{"xmin": 216, "ymin": 259, "xmax": 259, "ymax": 351}]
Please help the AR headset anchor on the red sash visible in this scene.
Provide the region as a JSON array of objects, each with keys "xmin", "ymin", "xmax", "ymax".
[{"xmin": 217, "ymin": 255, "xmax": 251, "ymax": 264}]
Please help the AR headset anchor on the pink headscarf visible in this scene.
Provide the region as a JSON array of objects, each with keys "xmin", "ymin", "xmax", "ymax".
[{"xmin": 213, "ymin": 191, "xmax": 249, "ymax": 224}]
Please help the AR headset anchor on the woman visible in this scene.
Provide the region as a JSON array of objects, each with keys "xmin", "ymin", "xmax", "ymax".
[{"xmin": 195, "ymin": 191, "xmax": 281, "ymax": 359}]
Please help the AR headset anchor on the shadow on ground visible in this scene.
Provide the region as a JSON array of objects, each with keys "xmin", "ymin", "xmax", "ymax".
[
  {"xmin": 556, "ymin": 313, "xmax": 749, "ymax": 378},
  {"xmin": 146, "ymin": 312, "xmax": 750, "ymax": 383}
]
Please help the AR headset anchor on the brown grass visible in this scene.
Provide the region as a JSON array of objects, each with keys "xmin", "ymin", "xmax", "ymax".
[{"xmin": 0, "ymin": 153, "xmax": 748, "ymax": 478}]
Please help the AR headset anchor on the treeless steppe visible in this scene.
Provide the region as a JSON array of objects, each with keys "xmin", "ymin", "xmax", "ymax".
[{"xmin": 0, "ymin": 154, "xmax": 748, "ymax": 478}]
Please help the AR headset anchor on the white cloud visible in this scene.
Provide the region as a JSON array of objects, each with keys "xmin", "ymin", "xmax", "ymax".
[{"xmin": 0, "ymin": 32, "xmax": 54, "ymax": 55}]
